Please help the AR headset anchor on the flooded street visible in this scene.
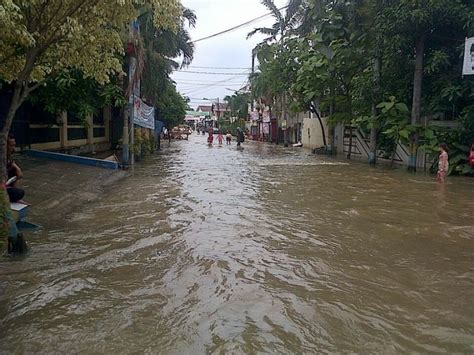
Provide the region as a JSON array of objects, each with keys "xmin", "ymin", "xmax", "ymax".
[{"xmin": 1, "ymin": 135, "xmax": 473, "ymax": 353}]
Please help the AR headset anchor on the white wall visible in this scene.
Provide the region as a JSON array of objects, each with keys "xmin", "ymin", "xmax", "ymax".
[{"xmin": 302, "ymin": 117, "xmax": 329, "ymax": 150}]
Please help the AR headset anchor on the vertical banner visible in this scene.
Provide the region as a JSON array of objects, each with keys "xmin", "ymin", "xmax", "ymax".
[{"xmin": 462, "ymin": 37, "xmax": 474, "ymax": 76}]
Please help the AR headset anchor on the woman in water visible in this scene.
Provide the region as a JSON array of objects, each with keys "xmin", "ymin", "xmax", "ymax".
[
  {"xmin": 437, "ymin": 143, "xmax": 449, "ymax": 183},
  {"xmin": 207, "ymin": 127, "xmax": 214, "ymax": 145},
  {"xmin": 226, "ymin": 131, "xmax": 232, "ymax": 145}
]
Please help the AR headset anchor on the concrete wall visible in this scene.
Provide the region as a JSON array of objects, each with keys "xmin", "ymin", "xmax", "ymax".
[
  {"xmin": 334, "ymin": 124, "xmax": 431, "ymax": 169},
  {"xmin": 29, "ymin": 108, "xmax": 111, "ymax": 153},
  {"xmin": 302, "ymin": 117, "xmax": 329, "ymax": 150}
]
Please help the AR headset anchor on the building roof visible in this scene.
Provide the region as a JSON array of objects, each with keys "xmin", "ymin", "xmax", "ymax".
[
  {"xmin": 185, "ymin": 110, "xmax": 209, "ymax": 117},
  {"xmin": 197, "ymin": 105, "xmax": 212, "ymax": 112}
]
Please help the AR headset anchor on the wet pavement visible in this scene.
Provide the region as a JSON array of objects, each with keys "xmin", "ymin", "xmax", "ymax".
[{"xmin": 1, "ymin": 134, "xmax": 473, "ymax": 353}]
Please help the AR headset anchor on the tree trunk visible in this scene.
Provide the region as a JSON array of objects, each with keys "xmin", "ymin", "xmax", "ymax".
[
  {"xmin": 283, "ymin": 92, "xmax": 288, "ymax": 147},
  {"xmin": 314, "ymin": 109, "xmax": 327, "ymax": 147},
  {"xmin": 408, "ymin": 33, "xmax": 425, "ymax": 171},
  {"xmin": 328, "ymin": 85, "xmax": 336, "ymax": 152},
  {"xmin": 0, "ymin": 82, "xmax": 26, "ymax": 247},
  {"xmin": 1, "ymin": 82, "xmax": 24, "ymax": 182},
  {"xmin": 1, "ymin": 48, "xmax": 40, "ymax": 180},
  {"xmin": 369, "ymin": 53, "xmax": 381, "ymax": 165}
]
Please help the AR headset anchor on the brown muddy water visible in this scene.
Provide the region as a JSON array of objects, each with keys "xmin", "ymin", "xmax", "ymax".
[{"xmin": 1, "ymin": 134, "xmax": 473, "ymax": 353}]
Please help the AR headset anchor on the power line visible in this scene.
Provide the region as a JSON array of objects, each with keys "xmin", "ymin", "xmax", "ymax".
[
  {"xmin": 188, "ymin": 65, "xmax": 252, "ymax": 70},
  {"xmin": 174, "ymin": 77, "xmax": 245, "ymax": 82},
  {"xmin": 181, "ymin": 77, "xmax": 248, "ymax": 97},
  {"xmin": 177, "ymin": 83, "xmax": 246, "ymax": 87},
  {"xmin": 191, "ymin": 5, "xmax": 289, "ymax": 43},
  {"xmin": 174, "ymin": 70, "xmax": 250, "ymax": 75},
  {"xmin": 175, "ymin": 79, "xmax": 246, "ymax": 84},
  {"xmin": 181, "ymin": 75, "xmax": 248, "ymax": 95}
]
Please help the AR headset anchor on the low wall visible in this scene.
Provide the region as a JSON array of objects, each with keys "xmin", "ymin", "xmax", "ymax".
[
  {"xmin": 26, "ymin": 150, "xmax": 119, "ymax": 170},
  {"xmin": 334, "ymin": 125, "xmax": 431, "ymax": 169},
  {"xmin": 301, "ymin": 117, "xmax": 329, "ymax": 150}
]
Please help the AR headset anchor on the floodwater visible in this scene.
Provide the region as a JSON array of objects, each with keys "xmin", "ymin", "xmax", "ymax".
[{"xmin": 1, "ymin": 134, "xmax": 473, "ymax": 353}]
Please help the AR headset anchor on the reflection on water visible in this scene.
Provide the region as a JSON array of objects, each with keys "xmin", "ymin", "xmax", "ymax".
[{"xmin": 1, "ymin": 135, "xmax": 473, "ymax": 353}]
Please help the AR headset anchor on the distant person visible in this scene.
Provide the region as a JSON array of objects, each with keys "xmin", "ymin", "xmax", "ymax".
[
  {"xmin": 236, "ymin": 127, "xmax": 245, "ymax": 147},
  {"xmin": 469, "ymin": 143, "xmax": 474, "ymax": 168},
  {"xmin": 437, "ymin": 143, "xmax": 449, "ymax": 183},
  {"xmin": 6, "ymin": 134, "xmax": 25, "ymax": 202},
  {"xmin": 226, "ymin": 131, "xmax": 232, "ymax": 145},
  {"xmin": 207, "ymin": 127, "xmax": 214, "ymax": 145},
  {"xmin": 217, "ymin": 132, "xmax": 224, "ymax": 145}
]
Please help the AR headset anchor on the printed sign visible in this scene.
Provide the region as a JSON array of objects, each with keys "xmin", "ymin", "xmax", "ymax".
[
  {"xmin": 463, "ymin": 37, "xmax": 474, "ymax": 75},
  {"xmin": 133, "ymin": 96, "xmax": 155, "ymax": 130}
]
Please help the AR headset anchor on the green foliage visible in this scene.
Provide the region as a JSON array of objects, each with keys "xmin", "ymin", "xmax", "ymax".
[
  {"xmin": 249, "ymin": 0, "xmax": 473, "ymax": 170},
  {"xmin": 378, "ymin": 97, "xmax": 411, "ymax": 144},
  {"xmin": 224, "ymin": 93, "xmax": 250, "ymax": 119},
  {"xmin": 28, "ymin": 70, "xmax": 126, "ymax": 122},
  {"xmin": 218, "ymin": 119, "xmax": 245, "ymax": 136},
  {"xmin": 155, "ymin": 82, "xmax": 188, "ymax": 128}
]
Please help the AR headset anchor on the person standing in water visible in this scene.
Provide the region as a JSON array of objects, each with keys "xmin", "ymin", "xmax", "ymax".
[
  {"xmin": 207, "ymin": 127, "xmax": 214, "ymax": 145},
  {"xmin": 236, "ymin": 127, "xmax": 245, "ymax": 147},
  {"xmin": 217, "ymin": 132, "xmax": 224, "ymax": 145},
  {"xmin": 226, "ymin": 131, "xmax": 232, "ymax": 145},
  {"xmin": 437, "ymin": 143, "xmax": 449, "ymax": 183}
]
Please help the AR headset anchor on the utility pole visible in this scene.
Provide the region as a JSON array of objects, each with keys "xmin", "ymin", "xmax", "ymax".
[
  {"xmin": 130, "ymin": 93, "xmax": 135, "ymax": 166},
  {"xmin": 251, "ymin": 48, "xmax": 256, "ymax": 112},
  {"xmin": 217, "ymin": 97, "xmax": 220, "ymax": 128},
  {"xmin": 122, "ymin": 108, "xmax": 129, "ymax": 167}
]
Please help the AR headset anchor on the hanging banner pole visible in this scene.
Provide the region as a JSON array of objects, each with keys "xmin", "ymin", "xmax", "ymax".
[{"xmin": 130, "ymin": 93, "xmax": 135, "ymax": 166}]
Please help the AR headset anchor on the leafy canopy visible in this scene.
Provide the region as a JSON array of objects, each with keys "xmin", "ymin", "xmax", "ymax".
[{"xmin": 0, "ymin": 0, "xmax": 182, "ymax": 85}]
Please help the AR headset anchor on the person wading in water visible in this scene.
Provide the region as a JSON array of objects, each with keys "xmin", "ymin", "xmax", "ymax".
[
  {"xmin": 236, "ymin": 128, "xmax": 245, "ymax": 148},
  {"xmin": 437, "ymin": 143, "xmax": 449, "ymax": 183}
]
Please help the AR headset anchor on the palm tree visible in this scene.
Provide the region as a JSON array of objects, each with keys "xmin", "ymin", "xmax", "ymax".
[
  {"xmin": 247, "ymin": 0, "xmax": 304, "ymax": 145},
  {"xmin": 139, "ymin": 8, "xmax": 196, "ymax": 105},
  {"xmin": 247, "ymin": 0, "xmax": 304, "ymax": 43}
]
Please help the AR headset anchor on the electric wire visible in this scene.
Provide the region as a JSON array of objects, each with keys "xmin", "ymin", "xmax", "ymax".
[
  {"xmin": 191, "ymin": 5, "xmax": 289, "ymax": 43},
  {"xmin": 174, "ymin": 70, "xmax": 250, "ymax": 75},
  {"xmin": 187, "ymin": 65, "xmax": 252, "ymax": 70},
  {"xmin": 181, "ymin": 75, "xmax": 249, "ymax": 95}
]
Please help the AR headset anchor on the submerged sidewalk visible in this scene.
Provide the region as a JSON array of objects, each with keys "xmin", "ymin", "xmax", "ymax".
[{"xmin": 16, "ymin": 154, "xmax": 127, "ymax": 224}]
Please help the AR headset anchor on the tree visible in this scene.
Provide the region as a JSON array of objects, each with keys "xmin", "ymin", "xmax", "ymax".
[
  {"xmin": 247, "ymin": 0, "xmax": 303, "ymax": 43},
  {"xmin": 224, "ymin": 93, "xmax": 250, "ymax": 119},
  {"xmin": 140, "ymin": 7, "xmax": 196, "ymax": 106},
  {"xmin": 27, "ymin": 70, "xmax": 126, "ymax": 121},
  {"xmin": 0, "ymin": 0, "xmax": 182, "ymax": 246},
  {"xmin": 248, "ymin": 0, "xmax": 305, "ymax": 145},
  {"xmin": 0, "ymin": 0, "xmax": 182, "ymax": 179},
  {"xmin": 155, "ymin": 82, "xmax": 187, "ymax": 128},
  {"xmin": 292, "ymin": 1, "xmax": 370, "ymax": 156},
  {"xmin": 381, "ymin": 0, "xmax": 473, "ymax": 170}
]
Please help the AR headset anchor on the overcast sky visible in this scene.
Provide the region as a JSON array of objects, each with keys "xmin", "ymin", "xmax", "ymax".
[{"xmin": 171, "ymin": 0, "xmax": 286, "ymax": 109}]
